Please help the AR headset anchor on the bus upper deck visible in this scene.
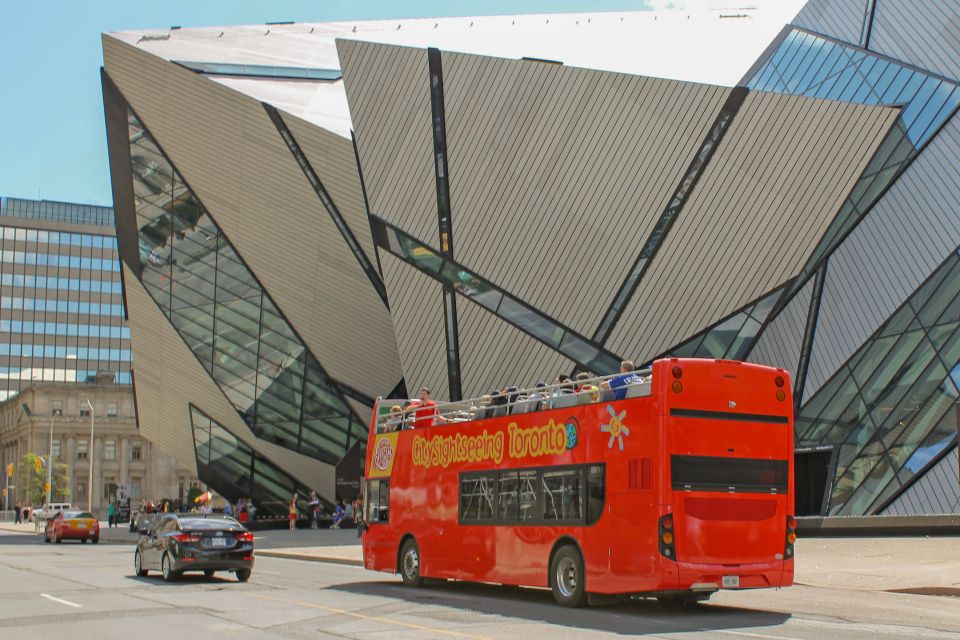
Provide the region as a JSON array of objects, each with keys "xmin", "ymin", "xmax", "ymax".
[{"xmin": 373, "ymin": 369, "xmax": 653, "ymax": 433}]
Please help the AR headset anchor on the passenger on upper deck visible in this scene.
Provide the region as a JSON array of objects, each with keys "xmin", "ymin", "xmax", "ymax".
[
  {"xmin": 385, "ymin": 405, "xmax": 404, "ymax": 431},
  {"xmin": 575, "ymin": 371, "xmax": 600, "ymax": 402},
  {"xmin": 404, "ymin": 387, "xmax": 448, "ymax": 428},
  {"xmin": 554, "ymin": 374, "xmax": 574, "ymax": 394},
  {"xmin": 601, "ymin": 359, "xmax": 643, "ymax": 401}
]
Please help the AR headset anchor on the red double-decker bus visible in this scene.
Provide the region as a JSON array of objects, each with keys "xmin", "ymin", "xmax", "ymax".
[{"xmin": 362, "ymin": 358, "xmax": 796, "ymax": 607}]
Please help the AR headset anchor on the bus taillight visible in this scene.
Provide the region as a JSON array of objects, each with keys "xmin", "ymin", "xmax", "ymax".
[
  {"xmin": 785, "ymin": 515, "xmax": 797, "ymax": 558},
  {"xmin": 672, "ymin": 366, "xmax": 683, "ymax": 379},
  {"xmin": 659, "ymin": 514, "xmax": 677, "ymax": 559}
]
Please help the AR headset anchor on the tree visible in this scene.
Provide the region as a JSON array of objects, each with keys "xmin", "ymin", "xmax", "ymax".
[{"xmin": 18, "ymin": 453, "xmax": 71, "ymax": 505}]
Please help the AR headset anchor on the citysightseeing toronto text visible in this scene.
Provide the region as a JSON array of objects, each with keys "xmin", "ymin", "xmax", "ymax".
[{"xmin": 411, "ymin": 420, "xmax": 570, "ymax": 469}]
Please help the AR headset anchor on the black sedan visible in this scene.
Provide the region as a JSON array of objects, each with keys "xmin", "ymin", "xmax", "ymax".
[{"xmin": 134, "ymin": 514, "xmax": 254, "ymax": 582}]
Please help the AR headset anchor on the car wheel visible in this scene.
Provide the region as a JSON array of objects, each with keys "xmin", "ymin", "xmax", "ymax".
[
  {"xmin": 236, "ymin": 569, "xmax": 251, "ymax": 582},
  {"xmin": 162, "ymin": 552, "xmax": 178, "ymax": 582},
  {"xmin": 550, "ymin": 544, "xmax": 587, "ymax": 608},
  {"xmin": 399, "ymin": 538, "xmax": 423, "ymax": 588},
  {"xmin": 204, "ymin": 569, "xmax": 215, "ymax": 578},
  {"xmin": 134, "ymin": 550, "xmax": 148, "ymax": 577}
]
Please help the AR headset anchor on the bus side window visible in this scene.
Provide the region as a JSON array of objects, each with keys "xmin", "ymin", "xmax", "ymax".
[
  {"xmin": 367, "ymin": 479, "xmax": 390, "ymax": 523},
  {"xmin": 586, "ymin": 465, "xmax": 605, "ymax": 525},
  {"xmin": 460, "ymin": 474, "xmax": 496, "ymax": 522},
  {"xmin": 498, "ymin": 472, "xmax": 519, "ymax": 521},
  {"xmin": 518, "ymin": 470, "xmax": 538, "ymax": 522}
]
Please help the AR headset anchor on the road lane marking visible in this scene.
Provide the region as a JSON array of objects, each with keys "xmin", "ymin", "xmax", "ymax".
[
  {"xmin": 41, "ymin": 594, "xmax": 82, "ymax": 608},
  {"xmin": 249, "ymin": 593, "xmax": 492, "ymax": 639}
]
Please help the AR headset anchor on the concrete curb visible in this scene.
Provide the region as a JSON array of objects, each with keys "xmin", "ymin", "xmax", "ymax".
[
  {"xmin": 798, "ymin": 514, "xmax": 960, "ymax": 537},
  {"xmin": 255, "ymin": 550, "xmax": 363, "ymax": 566}
]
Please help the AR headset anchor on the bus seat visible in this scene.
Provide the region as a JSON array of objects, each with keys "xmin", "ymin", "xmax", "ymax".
[
  {"xmin": 491, "ymin": 405, "xmax": 508, "ymax": 418},
  {"xmin": 625, "ymin": 383, "xmax": 652, "ymax": 398},
  {"xmin": 550, "ymin": 394, "xmax": 578, "ymax": 409}
]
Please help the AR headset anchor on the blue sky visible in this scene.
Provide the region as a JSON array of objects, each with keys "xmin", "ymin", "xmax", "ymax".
[{"xmin": 0, "ymin": 0, "xmax": 656, "ymax": 208}]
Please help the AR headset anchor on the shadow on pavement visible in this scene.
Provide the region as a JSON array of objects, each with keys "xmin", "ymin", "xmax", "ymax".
[{"xmin": 328, "ymin": 579, "xmax": 791, "ymax": 636}]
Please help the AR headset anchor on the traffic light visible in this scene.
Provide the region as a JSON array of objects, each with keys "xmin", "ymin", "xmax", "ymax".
[
  {"xmin": 1, "ymin": 488, "xmax": 6, "ymax": 498},
  {"xmin": 44, "ymin": 482, "xmax": 50, "ymax": 494},
  {"xmin": 6, "ymin": 463, "xmax": 12, "ymax": 477},
  {"xmin": 34, "ymin": 458, "xmax": 42, "ymax": 473}
]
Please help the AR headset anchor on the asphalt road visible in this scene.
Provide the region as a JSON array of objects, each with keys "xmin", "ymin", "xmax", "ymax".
[{"xmin": 1, "ymin": 531, "xmax": 958, "ymax": 639}]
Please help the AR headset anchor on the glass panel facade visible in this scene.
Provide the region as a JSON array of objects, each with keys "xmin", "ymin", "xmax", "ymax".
[
  {"xmin": 127, "ymin": 110, "xmax": 364, "ymax": 465},
  {"xmin": 372, "ymin": 217, "xmax": 621, "ymax": 374},
  {"xmin": 0, "ymin": 206, "xmax": 131, "ymax": 400},
  {"xmin": 748, "ymin": 28, "xmax": 960, "ymax": 306},
  {"xmin": 174, "ymin": 60, "xmax": 342, "ymax": 81},
  {"xmin": 664, "ymin": 287, "xmax": 781, "ymax": 360},
  {"xmin": 796, "ymin": 249, "xmax": 960, "ymax": 515},
  {"xmin": 190, "ymin": 406, "xmax": 316, "ymax": 517}
]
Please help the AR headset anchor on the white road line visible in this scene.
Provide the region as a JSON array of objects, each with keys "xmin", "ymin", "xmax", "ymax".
[{"xmin": 41, "ymin": 593, "xmax": 82, "ymax": 608}]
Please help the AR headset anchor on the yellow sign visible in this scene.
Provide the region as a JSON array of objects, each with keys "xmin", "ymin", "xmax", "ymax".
[
  {"xmin": 411, "ymin": 418, "xmax": 573, "ymax": 470},
  {"xmin": 34, "ymin": 458, "xmax": 42, "ymax": 473},
  {"xmin": 368, "ymin": 432, "xmax": 399, "ymax": 479},
  {"xmin": 6, "ymin": 463, "xmax": 12, "ymax": 477},
  {"xmin": 44, "ymin": 482, "xmax": 50, "ymax": 493}
]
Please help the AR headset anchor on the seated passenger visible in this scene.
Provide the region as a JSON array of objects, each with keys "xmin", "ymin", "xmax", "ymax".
[
  {"xmin": 554, "ymin": 374, "xmax": 574, "ymax": 394},
  {"xmin": 526, "ymin": 382, "xmax": 549, "ymax": 411},
  {"xmin": 601, "ymin": 359, "xmax": 643, "ymax": 400},
  {"xmin": 575, "ymin": 372, "xmax": 600, "ymax": 402},
  {"xmin": 385, "ymin": 405, "xmax": 404, "ymax": 431}
]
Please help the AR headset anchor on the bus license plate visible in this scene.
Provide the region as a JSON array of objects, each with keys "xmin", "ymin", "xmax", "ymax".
[{"xmin": 722, "ymin": 575, "xmax": 740, "ymax": 588}]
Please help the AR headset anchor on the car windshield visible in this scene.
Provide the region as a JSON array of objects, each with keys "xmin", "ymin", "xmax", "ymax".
[
  {"xmin": 179, "ymin": 518, "xmax": 241, "ymax": 530},
  {"xmin": 64, "ymin": 511, "xmax": 94, "ymax": 519}
]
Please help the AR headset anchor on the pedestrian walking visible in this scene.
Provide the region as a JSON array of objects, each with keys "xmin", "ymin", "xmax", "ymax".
[
  {"xmin": 13, "ymin": 502, "xmax": 21, "ymax": 525},
  {"xmin": 107, "ymin": 501, "xmax": 116, "ymax": 528}
]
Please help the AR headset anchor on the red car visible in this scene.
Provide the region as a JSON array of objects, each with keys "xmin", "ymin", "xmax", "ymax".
[{"xmin": 45, "ymin": 510, "xmax": 100, "ymax": 544}]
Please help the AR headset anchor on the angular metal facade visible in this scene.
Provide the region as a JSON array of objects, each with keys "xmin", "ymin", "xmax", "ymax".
[{"xmin": 103, "ymin": 2, "xmax": 960, "ymax": 514}]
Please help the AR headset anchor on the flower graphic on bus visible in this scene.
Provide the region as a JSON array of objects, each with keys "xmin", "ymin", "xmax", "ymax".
[{"xmin": 600, "ymin": 405, "xmax": 630, "ymax": 451}]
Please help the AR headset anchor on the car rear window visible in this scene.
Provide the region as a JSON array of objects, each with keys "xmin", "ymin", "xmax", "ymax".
[{"xmin": 671, "ymin": 455, "xmax": 788, "ymax": 493}]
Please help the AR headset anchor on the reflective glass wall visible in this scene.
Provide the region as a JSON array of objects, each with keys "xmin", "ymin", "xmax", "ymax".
[
  {"xmin": 191, "ymin": 406, "xmax": 315, "ymax": 517},
  {"xmin": 0, "ymin": 199, "xmax": 131, "ymax": 400},
  {"xmin": 796, "ymin": 248, "xmax": 960, "ymax": 515},
  {"xmin": 127, "ymin": 110, "xmax": 364, "ymax": 465}
]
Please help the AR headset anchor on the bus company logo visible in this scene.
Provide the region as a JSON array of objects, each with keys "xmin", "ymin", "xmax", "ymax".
[
  {"xmin": 600, "ymin": 405, "xmax": 630, "ymax": 451},
  {"xmin": 373, "ymin": 437, "xmax": 394, "ymax": 471},
  {"xmin": 564, "ymin": 417, "xmax": 579, "ymax": 449},
  {"xmin": 412, "ymin": 430, "xmax": 505, "ymax": 469}
]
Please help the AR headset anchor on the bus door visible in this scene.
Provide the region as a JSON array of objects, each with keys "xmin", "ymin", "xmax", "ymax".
[{"xmin": 663, "ymin": 360, "xmax": 792, "ymax": 566}]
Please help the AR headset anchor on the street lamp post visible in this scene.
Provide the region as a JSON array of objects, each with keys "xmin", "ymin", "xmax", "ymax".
[
  {"xmin": 46, "ymin": 415, "xmax": 57, "ymax": 507},
  {"xmin": 85, "ymin": 399, "xmax": 94, "ymax": 513}
]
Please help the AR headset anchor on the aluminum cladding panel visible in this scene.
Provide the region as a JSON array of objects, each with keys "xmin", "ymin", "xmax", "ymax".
[
  {"xmin": 747, "ymin": 277, "xmax": 814, "ymax": 378},
  {"xmin": 607, "ymin": 91, "xmax": 900, "ymax": 362},
  {"xmin": 123, "ymin": 263, "xmax": 335, "ymax": 493},
  {"xmin": 103, "ymin": 35, "xmax": 402, "ymax": 401},
  {"xmin": 804, "ymin": 115, "xmax": 960, "ymax": 401},
  {"xmin": 456, "ymin": 295, "xmax": 576, "ymax": 398},
  {"xmin": 869, "ymin": 0, "xmax": 960, "ymax": 83},
  {"xmin": 338, "ymin": 40, "xmax": 438, "ymax": 250},
  {"xmin": 379, "ymin": 252, "xmax": 450, "ymax": 401},
  {"xmin": 793, "ymin": 0, "xmax": 869, "ymax": 45},
  {"xmin": 441, "ymin": 50, "xmax": 731, "ymax": 337}
]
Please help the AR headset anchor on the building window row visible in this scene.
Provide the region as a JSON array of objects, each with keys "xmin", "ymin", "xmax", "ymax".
[
  {"xmin": 0, "ymin": 344, "xmax": 130, "ymax": 361},
  {"xmin": 0, "ymin": 321, "xmax": 129, "ymax": 339},
  {"xmin": 0, "ymin": 227, "xmax": 117, "ymax": 249},
  {"xmin": 0, "ymin": 297, "xmax": 125, "ymax": 316},
  {"xmin": 0, "ymin": 250, "xmax": 119, "ymax": 271},
  {"xmin": 0, "ymin": 274, "xmax": 122, "ymax": 294},
  {"xmin": 0, "ymin": 197, "xmax": 114, "ymax": 228}
]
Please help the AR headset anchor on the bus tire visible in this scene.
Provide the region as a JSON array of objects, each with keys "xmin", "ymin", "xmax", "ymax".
[
  {"xmin": 399, "ymin": 538, "xmax": 424, "ymax": 588},
  {"xmin": 550, "ymin": 545, "xmax": 587, "ymax": 607}
]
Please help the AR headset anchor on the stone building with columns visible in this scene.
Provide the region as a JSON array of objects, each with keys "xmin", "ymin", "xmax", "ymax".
[{"xmin": 0, "ymin": 376, "xmax": 197, "ymax": 514}]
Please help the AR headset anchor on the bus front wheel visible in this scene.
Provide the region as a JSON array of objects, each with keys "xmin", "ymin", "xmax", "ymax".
[
  {"xmin": 550, "ymin": 545, "xmax": 587, "ymax": 607},
  {"xmin": 399, "ymin": 539, "xmax": 424, "ymax": 588}
]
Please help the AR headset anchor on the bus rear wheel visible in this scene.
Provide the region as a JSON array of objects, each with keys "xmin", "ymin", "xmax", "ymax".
[
  {"xmin": 550, "ymin": 545, "xmax": 586, "ymax": 607},
  {"xmin": 399, "ymin": 538, "xmax": 423, "ymax": 587}
]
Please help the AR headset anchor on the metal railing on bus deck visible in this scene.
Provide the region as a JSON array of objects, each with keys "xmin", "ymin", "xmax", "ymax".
[{"xmin": 374, "ymin": 369, "xmax": 653, "ymax": 433}]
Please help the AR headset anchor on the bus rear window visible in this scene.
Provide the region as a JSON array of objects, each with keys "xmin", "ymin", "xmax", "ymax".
[{"xmin": 671, "ymin": 455, "xmax": 788, "ymax": 494}]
